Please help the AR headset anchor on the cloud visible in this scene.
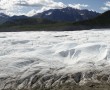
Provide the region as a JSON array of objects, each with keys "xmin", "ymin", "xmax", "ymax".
[
  {"xmin": 15, "ymin": 0, "xmax": 46, "ymax": 7},
  {"xmin": 0, "ymin": 7, "xmax": 5, "ymax": 10},
  {"xmin": 0, "ymin": 0, "xmax": 89, "ymax": 16},
  {"xmin": 15, "ymin": 0, "xmax": 66, "ymax": 8},
  {"xmin": 100, "ymin": 1, "xmax": 110, "ymax": 11},
  {"xmin": 101, "ymin": 7, "xmax": 109, "ymax": 11},
  {"xmin": 105, "ymin": 1, "xmax": 110, "ymax": 7},
  {"xmin": 25, "ymin": 0, "xmax": 66, "ymax": 16},
  {"xmin": 0, "ymin": 0, "xmax": 22, "ymax": 15},
  {"xmin": 26, "ymin": 9, "xmax": 37, "ymax": 16},
  {"xmin": 68, "ymin": 4, "xmax": 88, "ymax": 9},
  {"xmin": 0, "ymin": 0, "xmax": 67, "ymax": 15}
]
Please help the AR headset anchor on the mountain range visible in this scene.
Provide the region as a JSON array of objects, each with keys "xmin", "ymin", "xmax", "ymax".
[
  {"xmin": 73, "ymin": 10, "xmax": 110, "ymax": 30},
  {"xmin": 0, "ymin": 7, "xmax": 100, "ymax": 25},
  {"xmin": 33, "ymin": 7, "xmax": 100, "ymax": 22},
  {"xmin": 0, "ymin": 7, "xmax": 110, "ymax": 31},
  {"xmin": 0, "ymin": 13, "xmax": 10, "ymax": 24}
]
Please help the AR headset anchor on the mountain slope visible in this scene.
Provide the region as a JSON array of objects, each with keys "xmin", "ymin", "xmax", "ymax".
[
  {"xmin": 0, "ymin": 10, "xmax": 110, "ymax": 31},
  {"xmin": 75, "ymin": 10, "xmax": 110, "ymax": 26},
  {"xmin": 2, "ymin": 17, "xmax": 56, "ymax": 26},
  {"xmin": 0, "ymin": 13, "xmax": 10, "ymax": 24},
  {"xmin": 33, "ymin": 7, "xmax": 100, "ymax": 22}
]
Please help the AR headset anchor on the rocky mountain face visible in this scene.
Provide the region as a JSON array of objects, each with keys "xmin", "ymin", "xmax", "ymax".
[
  {"xmin": 77, "ymin": 10, "xmax": 110, "ymax": 26},
  {"xmin": 3, "ymin": 17, "xmax": 55, "ymax": 26},
  {"xmin": 0, "ymin": 13, "xmax": 10, "ymax": 24},
  {"xmin": 0, "ymin": 14, "xmax": 29, "ymax": 25},
  {"xmin": 0, "ymin": 7, "xmax": 100, "ymax": 27},
  {"xmin": 33, "ymin": 7, "xmax": 100, "ymax": 22},
  {"xmin": 73, "ymin": 10, "xmax": 110, "ymax": 30}
]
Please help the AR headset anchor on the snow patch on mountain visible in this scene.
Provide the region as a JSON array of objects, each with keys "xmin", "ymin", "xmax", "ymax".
[{"xmin": 45, "ymin": 12, "xmax": 52, "ymax": 15}]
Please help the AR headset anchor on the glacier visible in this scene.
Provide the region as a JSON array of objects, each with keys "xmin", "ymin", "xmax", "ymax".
[{"xmin": 0, "ymin": 29, "xmax": 110, "ymax": 90}]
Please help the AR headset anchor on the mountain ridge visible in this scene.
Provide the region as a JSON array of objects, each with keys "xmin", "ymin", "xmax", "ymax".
[
  {"xmin": 0, "ymin": 9, "xmax": 110, "ymax": 31},
  {"xmin": 33, "ymin": 7, "xmax": 100, "ymax": 22},
  {"xmin": 0, "ymin": 13, "xmax": 10, "ymax": 24},
  {"xmin": 74, "ymin": 10, "xmax": 110, "ymax": 27},
  {"xmin": 0, "ymin": 7, "xmax": 100, "ymax": 25}
]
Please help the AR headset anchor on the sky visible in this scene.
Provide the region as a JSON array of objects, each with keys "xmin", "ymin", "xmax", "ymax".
[{"xmin": 0, "ymin": 0, "xmax": 110, "ymax": 16}]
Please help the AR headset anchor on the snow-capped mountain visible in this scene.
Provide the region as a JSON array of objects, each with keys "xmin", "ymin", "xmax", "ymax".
[
  {"xmin": 33, "ymin": 7, "xmax": 100, "ymax": 22},
  {"xmin": 0, "ymin": 13, "xmax": 10, "ymax": 24}
]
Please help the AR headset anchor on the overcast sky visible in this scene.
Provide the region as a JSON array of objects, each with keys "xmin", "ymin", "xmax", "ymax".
[{"xmin": 0, "ymin": 0, "xmax": 110, "ymax": 16}]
